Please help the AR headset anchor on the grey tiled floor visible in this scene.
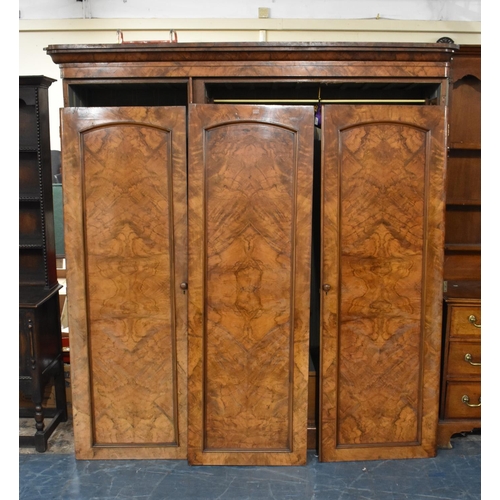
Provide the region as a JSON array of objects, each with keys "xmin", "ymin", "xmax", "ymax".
[{"xmin": 19, "ymin": 418, "xmax": 481, "ymax": 500}]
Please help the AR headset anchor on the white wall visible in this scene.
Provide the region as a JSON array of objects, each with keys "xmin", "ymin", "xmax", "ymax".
[
  {"xmin": 19, "ymin": 0, "xmax": 481, "ymax": 21},
  {"xmin": 18, "ymin": 0, "xmax": 482, "ymax": 149},
  {"xmin": 19, "ymin": 17, "xmax": 481, "ymax": 150}
]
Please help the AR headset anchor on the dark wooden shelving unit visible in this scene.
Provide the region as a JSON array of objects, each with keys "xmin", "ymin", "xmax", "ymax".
[
  {"xmin": 438, "ymin": 45, "xmax": 481, "ymax": 447},
  {"xmin": 19, "ymin": 75, "xmax": 67, "ymax": 453}
]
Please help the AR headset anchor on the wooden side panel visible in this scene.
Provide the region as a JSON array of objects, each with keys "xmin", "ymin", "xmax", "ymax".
[
  {"xmin": 443, "ymin": 252, "xmax": 480, "ymax": 281},
  {"xmin": 446, "ymin": 154, "xmax": 481, "ymax": 205},
  {"xmin": 320, "ymin": 105, "xmax": 446, "ymax": 461},
  {"xmin": 449, "ymin": 50, "xmax": 481, "ymax": 150},
  {"xmin": 61, "ymin": 107, "xmax": 187, "ymax": 459},
  {"xmin": 188, "ymin": 105, "xmax": 313, "ymax": 465}
]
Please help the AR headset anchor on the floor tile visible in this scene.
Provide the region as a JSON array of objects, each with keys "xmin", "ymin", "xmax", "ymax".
[{"xmin": 19, "ymin": 433, "xmax": 481, "ymax": 500}]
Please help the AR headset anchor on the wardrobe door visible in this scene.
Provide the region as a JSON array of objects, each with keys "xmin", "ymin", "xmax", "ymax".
[
  {"xmin": 61, "ymin": 107, "xmax": 187, "ymax": 459},
  {"xmin": 188, "ymin": 105, "xmax": 314, "ymax": 465},
  {"xmin": 320, "ymin": 105, "xmax": 446, "ymax": 462}
]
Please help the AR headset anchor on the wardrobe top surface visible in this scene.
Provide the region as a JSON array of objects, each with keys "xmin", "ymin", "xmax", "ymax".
[{"xmin": 45, "ymin": 41, "xmax": 458, "ymax": 64}]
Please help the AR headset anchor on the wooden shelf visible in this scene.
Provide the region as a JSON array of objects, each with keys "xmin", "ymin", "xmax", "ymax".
[
  {"xmin": 445, "ymin": 244, "xmax": 481, "ymax": 252},
  {"xmin": 446, "ymin": 201, "xmax": 481, "ymax": 207},
  {"xmin": 443, "ymin": 44, "xmax": 481, "ymax": 284}
]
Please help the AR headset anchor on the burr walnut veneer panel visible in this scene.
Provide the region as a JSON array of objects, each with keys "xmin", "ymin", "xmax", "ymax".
[
  {"xmin": 61, "ymin": 107, "xmax": 188, "ymax": 459},
  {"xmin": 320, "ymin": 105, "xmax": 446, "ymax": 461},
  {"xmin": 188, "ymin": 105, "xmax": 314, "ymax": 465},
  {"xmin": 45, "ymin": 42, "xmax": 456, "ymax": 83}
]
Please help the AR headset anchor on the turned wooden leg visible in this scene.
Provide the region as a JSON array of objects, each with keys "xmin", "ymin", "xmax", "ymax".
[{"xmin": 34, "ymin": 404, "xmax": 48, "ymax": 452}]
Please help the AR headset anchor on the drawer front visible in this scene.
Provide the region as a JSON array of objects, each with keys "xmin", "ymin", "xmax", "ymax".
[
  {"xmin": 444, "ymin": 381, "xmax": 481, "ymax": 419},
  {"xmin": 447, "ymin": 341, "xmax": 481, "ymax": 376},
  {"xmin": 449, "ymin": 306, "xmax": 481, "ymax": 339}
]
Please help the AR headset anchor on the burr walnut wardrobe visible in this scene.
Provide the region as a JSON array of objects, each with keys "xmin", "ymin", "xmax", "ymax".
[{"xmin": 46, "ymin": 41, "xmax": 454, "ymax": 464}]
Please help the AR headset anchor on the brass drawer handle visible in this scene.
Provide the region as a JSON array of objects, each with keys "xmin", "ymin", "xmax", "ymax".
[
  {"xmin": 462, "ymin": 394, "xmax": 481, "ymax": 408},
  {"xmin": 464, "ymin": 353, "xmax": 481, "ymax": 366},
  {"xmin": 468, "ymin": 315, "xmax": 481, "ymax": 328}
]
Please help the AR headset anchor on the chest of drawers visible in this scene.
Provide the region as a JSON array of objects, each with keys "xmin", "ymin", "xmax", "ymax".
[{"xmin": 437, "ymin": 281, "xmax": 481, "ymax": 447}]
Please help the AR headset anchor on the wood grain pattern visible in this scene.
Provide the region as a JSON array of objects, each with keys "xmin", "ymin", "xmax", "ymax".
[
  {"xmin": 444, "ymin": 381, "xmax": 481, "ymax": 419},
  {"xmin": 320, "ymin": 105, "xmax": 446, "ymax": 461},
  {"xmin": 61, "ymin": 107, "xmax": 187, "ymax": 459},
  {"xmin": 188, "ymin": 105, "xmax": 313, "ymax": 465},
  {"xmin": 46, "ymin": 42, "xmax": 457, "ymax": 64},
  {"xmin": 449, "ymin": 306, "xmax": 481, "ymax": 338},
  {"xmin": 446, "ymin": 342, "xmax": 481, "ymax": 376},
  {"xmin": 47, "ymin": 43, "xmax": 454, "ymax": 92},
  {"xmin": 57, "ymin": 62, "xmax": 450, "ymax": 83},
  {"xmin": 48, "ymin": 42, "xmax": 456, "ymax": 465}
]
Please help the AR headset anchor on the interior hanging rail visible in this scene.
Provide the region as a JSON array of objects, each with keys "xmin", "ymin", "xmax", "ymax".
[
  {"xmin": 213, "ymin": 99, "xmax": 427, "ymax": 104},
  {"xmin": 212, "ymin": 99, "xmax": 427, "ymax": 103}
]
